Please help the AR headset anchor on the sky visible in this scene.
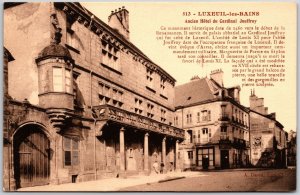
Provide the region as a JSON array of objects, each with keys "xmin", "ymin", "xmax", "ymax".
[{"xmin": 81, "ymin": 2, "xmax": 296, "ymax": 132}]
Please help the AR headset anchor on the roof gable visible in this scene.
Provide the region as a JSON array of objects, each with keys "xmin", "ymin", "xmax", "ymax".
[{"xmin": 175, "ymin": 78, "xmax": 215, "ymax": 107}]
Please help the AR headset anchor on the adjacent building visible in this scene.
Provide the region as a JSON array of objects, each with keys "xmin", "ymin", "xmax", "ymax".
[
  {"xmin": 287, "ymin": 130, "xmax": 296, "ymax": 166},
  {"xmin": 3, "ymin": 2, "xmax": 184, "ymax": 190},
  {"xmin": 174, "ymin": 70, "xmax": 250, "ymax": 170},
  {"xmin": 249, "ymin": 91, "xmax": 287, "ymax": 168}
]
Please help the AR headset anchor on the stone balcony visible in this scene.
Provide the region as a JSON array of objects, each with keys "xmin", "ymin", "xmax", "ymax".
[{"xmin": 92, "ymin": 104, "xmax": 185, "ymax": 139}]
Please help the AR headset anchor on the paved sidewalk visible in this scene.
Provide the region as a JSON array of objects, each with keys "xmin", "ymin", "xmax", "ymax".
[{"xmin": 18, "ymin": 171, "xmax": 204, "ymax": 191}]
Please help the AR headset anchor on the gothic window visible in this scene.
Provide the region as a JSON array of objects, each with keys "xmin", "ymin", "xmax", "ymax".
[
  {"xmin": 134, "ymin": 98, "xmax": 143, "ymax": 114},
  {"xmin": 160, "ymin": 109, "xmax": 166, "ymax": 123},
  {"xmin": 99, "ymin": 83, "xmax": 111, "ymax": 105},
  {"xmin": 160, "ymin": 77, "xmax": 166, "ymax": 96},
  {"xmin": 147, "ymin": 103, "xmax": 155, "ymax": 118},
  {"xmin": 101, "ymin": 40, "xmax": 120, "ymax": 71},
  {"xmin": 146, "ymin": 69, "xmax": 154, "ymax": 89},
  {"xmin": 112, "ymin": 88, "xmax": 123, "ymax": 108},
  {"xmin": 99, "ymin": 83, "xmax": 123, "ymax": 107}
]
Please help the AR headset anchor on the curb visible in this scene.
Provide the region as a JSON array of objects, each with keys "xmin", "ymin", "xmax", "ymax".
[{"xmin": 158, "ymin": 176, "xmax": 186, "ymax": 183}]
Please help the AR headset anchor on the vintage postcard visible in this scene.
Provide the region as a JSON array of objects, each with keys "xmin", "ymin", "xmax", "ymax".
[{"xmin": 2, "ymin": 1, "xmax": 296, "ymax": 192}]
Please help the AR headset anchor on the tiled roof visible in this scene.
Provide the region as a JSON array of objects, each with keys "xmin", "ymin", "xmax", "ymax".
[{"xmin": 175, "ymin": 78, "xmax": 215, "ymax": 107}]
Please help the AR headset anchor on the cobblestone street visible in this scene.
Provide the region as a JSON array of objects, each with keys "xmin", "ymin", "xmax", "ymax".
[
  {"xmin": 121, "ymin": 168, "xmax": 296, "ymax": 192},
  {"xmin": 18, "ymin": 168, "xmax": 296, "ymax": 192}
]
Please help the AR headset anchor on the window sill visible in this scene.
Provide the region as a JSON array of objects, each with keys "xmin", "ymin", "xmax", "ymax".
[
  {"xmin": 65, "ymin": 44, "xmax": 80, "ymax": 54},
  {"xmin": 146, "ymin": 86, "xmax": 156, "ymax": 93},
  {"xmin": 101, "ymin": 63, "xmax": 122, "ymax": 75},
  {"xmin": 160, "ymin": 94, "xmax": 168, "ymax": 100}
]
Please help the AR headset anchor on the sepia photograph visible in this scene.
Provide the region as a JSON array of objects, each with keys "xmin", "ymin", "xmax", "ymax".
[{"xmin": 2, "ymin": 1, "xmax": 297, "ymax": 192}]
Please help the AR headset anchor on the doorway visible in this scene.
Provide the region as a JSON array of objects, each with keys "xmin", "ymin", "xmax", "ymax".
[
  {"xmin": 13, "ymin": 125, "xmax": 50, "ymax": 188},
  {"xmin": 202, "ymin": 155, "xmax": 209, "ymax": 169},
  {"xmin": 221, "ymin": 150, "xmax": 230, "ymax": 169},
  {"xmin": 197, "ymin": 147, "xmax": 214, "ymax": 170}
]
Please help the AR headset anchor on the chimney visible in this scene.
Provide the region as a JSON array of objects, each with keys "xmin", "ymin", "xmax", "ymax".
[
  {"xmin": 249, "ymin": 90, "xmax": 269, "ymax": 115},
  {"xmin": 233, "ymin": 87, "xmax": 240, "ymax": 103},
  {"xmin": 108, "ymin": 6, "xmax": 129, "ymax": 40},
  {"xmin": 249, "ymin": 88, "xmax": 257, "ymax": 109},
  {"xmin": 210, "ymin": 69, "xmax": 223, "ymax": 87}
]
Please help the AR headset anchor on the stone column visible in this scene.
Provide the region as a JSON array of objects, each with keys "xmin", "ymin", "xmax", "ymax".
[
  {"xmin": 51, "ymin": 134, "xmax": 62, "ymax": 185},
  {"xmin": 119, "ymin": 127, "xmax": 125, "ymax": 172},
  {"xmin": 175, "ymin": 140, "xmax": 180, "ymax": 171},
  {"xmin": 50, "ymin": 135, "xmax": 58, "ymax": 185},
  {"xmin": 144, "ymin": 133, "xmax": 149, "ymax": 172},
  {"xmin": 162, "ymin": 137, "xmax": 166, "ymax": 172}
]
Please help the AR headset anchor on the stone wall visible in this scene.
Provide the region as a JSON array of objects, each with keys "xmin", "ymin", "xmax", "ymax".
[{"xmin": 4, "ymin": 3, "xmax": 51, "ymax": 104}]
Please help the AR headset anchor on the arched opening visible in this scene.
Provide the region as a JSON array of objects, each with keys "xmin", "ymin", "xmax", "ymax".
[{"xmin": 13, "ymin": 124, "xmax": 50, "ymax": 188}]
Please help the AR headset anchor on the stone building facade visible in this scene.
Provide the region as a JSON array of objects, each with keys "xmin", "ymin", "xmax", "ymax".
[
  {"xmin": 3, "ymin": 2, "xmax": 184, "ymax": 190},
  {"xmin": 249, "ymin": 91, "xmax": 287, "ymax": 168},
  {"xmin": 174, "ymin": 70, "xmax": 250, "ymax": 170}
]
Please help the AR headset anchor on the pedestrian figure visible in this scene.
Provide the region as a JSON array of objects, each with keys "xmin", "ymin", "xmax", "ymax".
[
  {"xmin": 153, "ymin": 161, "xmax": 159, "ymax": 174},
  {"xmin": 160, "ymin": 161, "xmax": 164, "ymax": 174},
  {"xmin": 169, "ymin": 162, "xmax": 174, "ymax": 172}
]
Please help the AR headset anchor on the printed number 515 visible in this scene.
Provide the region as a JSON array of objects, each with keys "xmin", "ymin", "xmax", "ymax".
[{"xmin": 183, "ymin": 12, "xmax": 191, "ymax": 16}]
